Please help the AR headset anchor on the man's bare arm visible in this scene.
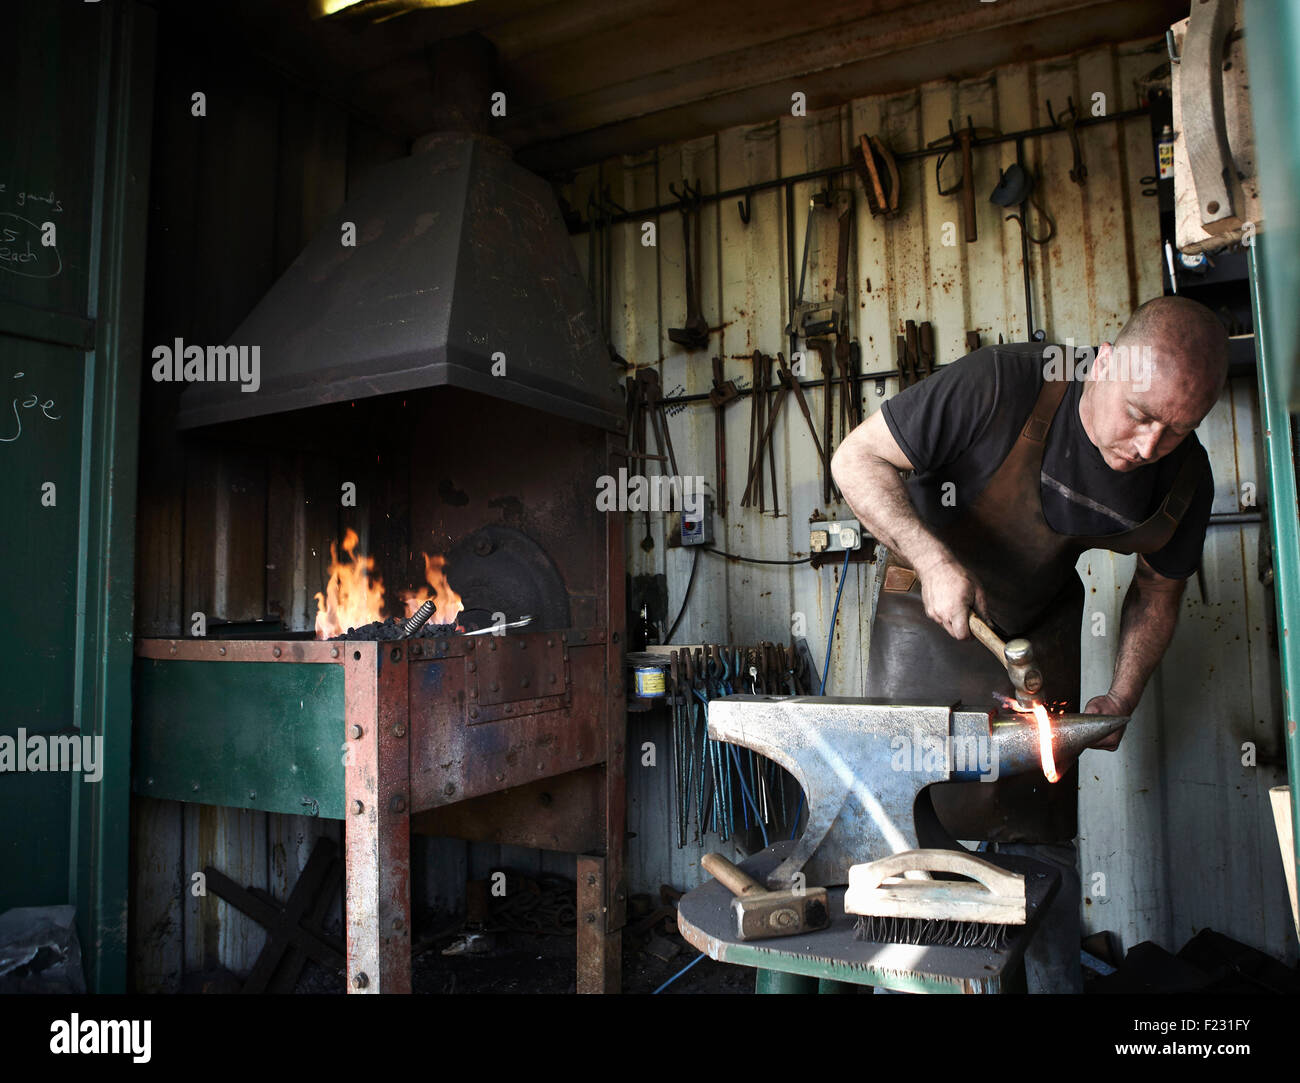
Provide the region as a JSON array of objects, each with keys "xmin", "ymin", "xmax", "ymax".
[
  {"xmin": 1084, "ymin": 553, "xmax": 1186, "ymax": 749},
  {"xmin": 831, "ymin": 412, "xmax": 985, "ymax": 639}
]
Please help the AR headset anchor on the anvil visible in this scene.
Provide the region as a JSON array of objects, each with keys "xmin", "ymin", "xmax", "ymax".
[{"xmin": 706, "ymin": 695, "xmax": 1127, "ymax": 889}]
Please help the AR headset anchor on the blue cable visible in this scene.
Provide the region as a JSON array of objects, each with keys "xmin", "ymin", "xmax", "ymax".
[
  {"xmin": 653, "ymin": 950, "xmax": 705, "ymax": 994},
  {"xmin": 790, "ymin": 547, "xmax": 852, "ymax": 841},
  {"xmin": 729, "ymin": 744, "xmax": 769, "ymax": 850}
]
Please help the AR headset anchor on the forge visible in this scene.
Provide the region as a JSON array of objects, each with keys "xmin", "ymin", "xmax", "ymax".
[{"xmin": 131, "ymin": 39, "xmax": 629, "ymax": 991}]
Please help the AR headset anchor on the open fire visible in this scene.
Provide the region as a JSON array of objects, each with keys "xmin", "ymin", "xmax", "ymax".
[{"xmin": 314, "ymin": 529, "xmax": 464, "ymax": 640}]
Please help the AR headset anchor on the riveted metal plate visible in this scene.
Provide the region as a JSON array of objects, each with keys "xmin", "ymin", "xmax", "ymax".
[{"xmin": 466, "ymin": 633, "xmax": 571, "ymax": 724}]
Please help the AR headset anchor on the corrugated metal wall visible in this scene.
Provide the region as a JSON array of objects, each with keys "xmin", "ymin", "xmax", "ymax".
[{"xmin": 564, "ymin": 38, "xmax": 1295, "ymax": 961}]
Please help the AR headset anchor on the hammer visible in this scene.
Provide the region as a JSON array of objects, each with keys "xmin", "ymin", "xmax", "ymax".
[
  {"xmin": 701, "ymin": 853, "xmax": 829, "ymax": 940},
  {"xmin": 968, "ymin": 613, "xmax": 1042, "ymax": 708}
]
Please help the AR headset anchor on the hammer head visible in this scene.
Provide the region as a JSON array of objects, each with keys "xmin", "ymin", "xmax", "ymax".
[
  {"xmin": 1002, "ymin": 637, "xmax": 1043, "ymax": 709},
  {"xmin": 731, "ymin": 888, "xmax": 829, "ymax": 941}
]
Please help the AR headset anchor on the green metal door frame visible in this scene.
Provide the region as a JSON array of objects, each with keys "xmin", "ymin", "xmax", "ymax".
[
  {"xmin": 76, "ymin": 0, "xmax": 156, "ymax": 993},
  {"xmin": 1246, "ymin": 0, "xmax": 1300, "ymax": 904},
  {"xmin": 0, "ymin": 1, "xmax": 154, "ymax": 992}
]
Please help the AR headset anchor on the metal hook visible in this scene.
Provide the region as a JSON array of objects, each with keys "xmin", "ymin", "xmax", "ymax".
[
  {"xmin": 737, "ymin": 191, "xmax": 751, "ymax": 225},
  {"xmin": 1004, "ymin": 204, "xmax": 1056, "ymax": 245}
]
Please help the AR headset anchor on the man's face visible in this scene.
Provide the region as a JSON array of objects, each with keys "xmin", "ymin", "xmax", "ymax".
[{"xmin": 1083, "ymin": 342, "xmax": 1211, "ymax": 473}]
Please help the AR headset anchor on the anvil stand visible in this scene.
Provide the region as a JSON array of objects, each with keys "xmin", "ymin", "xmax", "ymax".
[{"xmin": 677, "ymin": 841, "xmax": 1060, "ymax": 994}]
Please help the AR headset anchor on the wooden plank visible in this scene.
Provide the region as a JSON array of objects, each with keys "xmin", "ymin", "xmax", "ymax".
[
  {"xmin": 214, "ymin": 807, "xmax": 269, "ymax": 975},
  {"xmin": 130, "ymin": 796, "xmax": 183, "ymax": 993}
]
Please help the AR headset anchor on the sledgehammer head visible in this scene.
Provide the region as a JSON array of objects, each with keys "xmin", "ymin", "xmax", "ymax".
[{"xmin": 702, "ymin": 852, "xmax": 829, "ymax": 940}]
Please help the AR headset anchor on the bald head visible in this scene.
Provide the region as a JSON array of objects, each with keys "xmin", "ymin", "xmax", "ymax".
[
  {"xmin": 1113, "ymin": 295, "xmax": 1229, "ymax": 409},
  {"xmin": 1080, "ymin": 297, "xmax": 1228, "ymax": 473}
]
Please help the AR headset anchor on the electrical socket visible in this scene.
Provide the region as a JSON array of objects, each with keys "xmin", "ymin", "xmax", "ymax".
[{"xmin": 809, "ymin": 520, "xmax": 863, "ymax": 553}]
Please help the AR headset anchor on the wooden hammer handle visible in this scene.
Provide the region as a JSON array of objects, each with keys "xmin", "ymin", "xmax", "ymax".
[
  {"xmin": 967, "ymin": 612, "xmax": 1005, "ymax": 660},
  {"xmin": 702, "ymin": 853, "xmax": 766, "ymax": 898}
]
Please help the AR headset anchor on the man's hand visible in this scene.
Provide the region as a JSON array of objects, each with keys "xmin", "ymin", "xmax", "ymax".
[
  {"xmin": 916, "ymin": 556, "xmax": 987, "ymax": 640},
  {"xmin": 1083, "ymin": 692, "xmax": 1132, "ymax": 750}
]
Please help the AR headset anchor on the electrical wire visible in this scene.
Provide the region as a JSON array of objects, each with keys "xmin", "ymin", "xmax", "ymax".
[
  {"xmin": 702, "ymin": 546, "xmax": 811, "ymax": 566},
  {"xmin": 790, "ymin": 547, "xmax": 852, "ymax": 841},
  {"xmin": 653, "ymin": 950, "xmax": 705, "ymax": 994},
  {"xmin": 664, "ymin": 545, "xmax": 701, "ymax": 642}
]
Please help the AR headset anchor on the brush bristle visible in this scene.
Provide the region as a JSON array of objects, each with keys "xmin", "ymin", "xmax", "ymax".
[{"xmin": 853, "ymin": 913, "xmax": 1013, "ymax": 949}]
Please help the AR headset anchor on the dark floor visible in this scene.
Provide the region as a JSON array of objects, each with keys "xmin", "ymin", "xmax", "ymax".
[{"xmin": 287, "ymin": 924, "xmax": 755, "ymax": 994}]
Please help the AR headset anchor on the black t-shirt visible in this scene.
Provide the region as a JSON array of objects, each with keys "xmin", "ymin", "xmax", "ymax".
[{"xmin": 879, "ymin": 343, "xmax": 1213, "ymax": 579}]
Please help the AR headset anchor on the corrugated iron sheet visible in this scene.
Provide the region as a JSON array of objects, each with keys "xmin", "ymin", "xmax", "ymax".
[{"xmin": 569, "ymin": 40, "xmax": 1295, "ymax": 963}]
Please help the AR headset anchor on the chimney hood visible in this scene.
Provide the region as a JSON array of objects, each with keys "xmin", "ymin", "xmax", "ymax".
[{"xmin": 176, "ymin": 131, "xmax": 621, "ymax": 433}]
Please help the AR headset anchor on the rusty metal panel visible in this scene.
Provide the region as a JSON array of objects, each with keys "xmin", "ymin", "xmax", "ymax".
[
  {"xmin": 343, "ymin": 641, "xmax": 412, "ymax": 993},
  {"xmin": 407, "ymin": 636, "xmax": 606, "ymax": 809}
]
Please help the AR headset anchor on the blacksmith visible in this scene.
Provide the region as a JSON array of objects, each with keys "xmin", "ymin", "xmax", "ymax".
[{"xmin": 830, "ymin": 295, "xmax": 1229, "ymax": 992}]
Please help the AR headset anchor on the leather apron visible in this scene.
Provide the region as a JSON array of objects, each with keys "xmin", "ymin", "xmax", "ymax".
[{"xmin": 864, "ymin": 373, "xmax": 1200, "ymax": 846}]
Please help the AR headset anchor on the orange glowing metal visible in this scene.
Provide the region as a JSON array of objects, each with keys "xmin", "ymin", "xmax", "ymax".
[{"xmin": 1032, "ymin": 702, "xmax": 1059, "ymax": 783}]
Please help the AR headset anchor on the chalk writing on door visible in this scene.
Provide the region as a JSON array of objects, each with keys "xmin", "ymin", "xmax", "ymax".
[
  {"xmin": 0, "ymin": 372, "xmax": 61, "ymax": 444},
  {"xmin": 0, "ymin": 213, "xmax": 62, "ymax": 279}
]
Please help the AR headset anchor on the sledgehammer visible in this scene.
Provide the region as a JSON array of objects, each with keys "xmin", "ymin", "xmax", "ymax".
[
  {"xmin": 701, "ymin": 853, "xmax": 829, "ymax": 940},
  {"xmin": 968, "ymin": 613, "xmax": 1042, "ymax": 708}
]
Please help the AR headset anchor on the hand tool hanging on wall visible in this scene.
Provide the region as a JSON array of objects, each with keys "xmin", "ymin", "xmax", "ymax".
[
  {"xmin": 895, "ymin": 321, "xmax": 936, "ymax": 390},
  {"xmin": 1046, "ymin": 97, "xmax": 1087, "ymax": 186},
  {"xmin": 667, "ymin": 180, "xmax": 710, "ymax": 350},
  {"xmin": 742, "ymin": 354, "xmax": 792, "ymax": 512},
  {"xmin": 745, "ymin": 351, "xmax": 765, "ymax": 512},
  {"xmin": 991, "ymin": 161, "xmax": 1057, "ymax": 245},
  {"xmin": 708, "ymin": 357, "xmax": 740, "ymax": 517},
  {"xmin": 990, "ymin": 139, "xmax": 1055, "ymax": 341},
  {"xmin": 917, "ymin": 321, "xmax": 934, "ymax": 381},
  {"xmin": 851, "ymin": 134, "xmax": 902, "ymax": 218},
  {"xmin": 809, "ymin": 341, "xmax": 838, "ymax": 503},
  {"xmin": 587, "ymin": 186, "xmax": 629, "ymax": 368},
  {"xmin": 895, "ymin": 331, "xmax": 912, "ymax": 390},
  {"xmin": 927, "ymin": 117, "xmax": 1000, "ymax": 243},
  {"xmin": 788, "ymin": 189, "xmax": 853, "ymax": 503},
  {"xmin": 775, "ymin": 351, "xmax": 832, "ymax": 498},
  {"xmin": 624, "ymin": 369, "xmax": 678, "ymax": 550}
]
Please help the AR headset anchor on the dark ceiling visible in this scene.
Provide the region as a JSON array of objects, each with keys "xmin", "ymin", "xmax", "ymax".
[{"xmin": 170, "ymin": 0, "xmax": 1186, "ymax": 175}]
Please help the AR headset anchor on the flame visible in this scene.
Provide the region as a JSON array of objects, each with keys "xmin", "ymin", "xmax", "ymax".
[
  {"xmin": 314, "ymin": 529, "xmax": 385, "ymax": 639},
  {"xmin": 398, "ymin": 552, "xmax": 465, "ymax": 626},
  {"xmin": 314, "ymin": 533, "xmax": 465, "ymax": 639}
]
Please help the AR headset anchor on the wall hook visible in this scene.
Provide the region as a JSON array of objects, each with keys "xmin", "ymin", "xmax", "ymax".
[{"xmin": 737, "ymin": 191, "xmax": 752, "ymax": 225}]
